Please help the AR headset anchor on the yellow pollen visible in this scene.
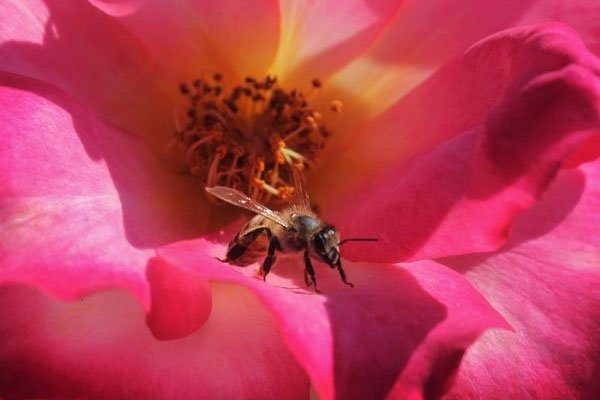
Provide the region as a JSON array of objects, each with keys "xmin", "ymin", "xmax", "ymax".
[
  {"xmin": 253, "ymin": 177, "xmax": 265, "ymax": 187},
  {"xmin": 275, "ymin": 151, "xmax": 286, "ymax": 165},
  {"xmin": 168, "ymin": 73, "xmax": 335, "ymax": 204}
]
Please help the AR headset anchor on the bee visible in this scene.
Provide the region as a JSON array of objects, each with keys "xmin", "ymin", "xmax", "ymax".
[{"xmin": 205, "ymin": 168, "xmax": 376, "ymax": 290}]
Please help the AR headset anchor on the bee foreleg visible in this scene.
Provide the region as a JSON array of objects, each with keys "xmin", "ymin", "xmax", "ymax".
[
  {"xmin": 335, "ymin": 259, "xmax": 354, "ymax": 288},
  {"xmin": 303, "ymin": 250, "xmax": 318, "ymax": 291},
  {"xmin": 260, "ymin": 236, "xmax": 280, "ymax": 281},
  {"xmin": 303, "ymin": 269, "xmax": 310, "ymax": 287}
]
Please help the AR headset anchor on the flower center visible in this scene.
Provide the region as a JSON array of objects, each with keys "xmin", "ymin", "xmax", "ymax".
[{"xmin": 166, "ymin": 73, "xmax": 341, "ymax": 204}]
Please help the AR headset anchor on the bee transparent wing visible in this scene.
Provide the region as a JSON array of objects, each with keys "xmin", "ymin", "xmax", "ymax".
[
  {"xmin": 291, "ymin": 166, "xmax": 311, "ymax": 213},
  {"xmin": 205, "ymin": 186, "xmax": 289, "ymax": 228}
]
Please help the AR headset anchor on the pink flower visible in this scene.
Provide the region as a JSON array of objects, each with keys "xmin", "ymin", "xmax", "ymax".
[{"xmin": 1, "ymin": 1, "xmax": 599, "ymax": 399}]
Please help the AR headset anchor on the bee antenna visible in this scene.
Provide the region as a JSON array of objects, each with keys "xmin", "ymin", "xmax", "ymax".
[{"xmin": 337, "ymin": 238, "xmax": 378, "ymax": 246}]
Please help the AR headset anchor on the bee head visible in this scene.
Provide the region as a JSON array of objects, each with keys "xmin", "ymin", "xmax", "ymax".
[{"xmin": 312, "ymin": 225, "xmax": 340, "ymax": 267}]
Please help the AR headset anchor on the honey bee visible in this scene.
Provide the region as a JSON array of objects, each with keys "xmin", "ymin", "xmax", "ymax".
[{"xmin": 205, "ymin": 168, "xmax": 376, "ymax": 290}]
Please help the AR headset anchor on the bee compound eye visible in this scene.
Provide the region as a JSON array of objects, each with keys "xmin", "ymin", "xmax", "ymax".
[{"xmin": 313, "ymin": 234, "xmax": 324, "ymax": 252}]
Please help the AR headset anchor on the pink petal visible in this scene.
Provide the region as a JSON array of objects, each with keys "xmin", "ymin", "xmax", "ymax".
[
  {"xmin": 0, "ymin": 74, "xmax": 210, "ymax": 339},
  {"xmin": 0, "ymin": 0, "xmax": 174, "ymax": 146},
  {"xmin": 0, "ymin": 283, "xmax": 309, "ymax": 399},
  {"xmin": 368, "ymin": 0, "xmax": 531, "ymax": 64},
  {"xmin": 272, "ymin": 0, "xmax": 403, "ymax": 84},
  {"xmin": 442, "ymin": 159, "xmax": 600, "ymax": 399},
  {"xmin": 156, "ymin": 236, "xmax": 507, "ymax": 400},
  {"xmin": 322, "ymin": 24, "xmax": 600, "ymax": 263},
  {"xmin": 326, "ymin": 0, "xmax": 537, "ymax": 116},
  {"xmin": 520, "ymin": 1, "xmax": 600, "ymax": 56},
  {"xmin": 90, "ymin": 0, "xmax": 280, "ymax": 83},
  {"xmin": 145, "ymin": 258, "xmax": 212, "ymax": 340},
  {"xmin": 565, "ymin": 131, "xmax": 600, "ymax": 168}
]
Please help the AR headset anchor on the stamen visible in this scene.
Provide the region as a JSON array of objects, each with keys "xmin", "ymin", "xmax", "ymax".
[
  {"xmin": 254, "ymin": 178, "xmax": 280, "ymax": 196},
  {"xmin": 186, "ymin": 131, "xmax": 221, "ymax": 165},
  {"xmin": 168, "ymin": 73, "xmax": 336, "ymax": 205},
  {"xmin": 207, "ymin": 145, "xmax": 227, "ymax": 187}
]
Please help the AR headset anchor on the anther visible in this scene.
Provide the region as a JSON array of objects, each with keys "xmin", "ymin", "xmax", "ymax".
[
  {"xmin": 306, "ymin": 116, "xmax": 318, "ymax": 129},
  {"xmin": 253, "ymin": 177, "xmax": 264, "ymax": 187},
  {"xmin": 330, "ymin": 100, "xmax": 343, "ymax": 113},
  {"xmin": 265, "ymin": 75, "xmax": 277, "ymax": 89},
  {"xmin": 232, "ymin": 145, "xmax": 245, "ymax": 157},
  {"xmin": 277, "ymin": 185, "xmax": 295, "ymax": 201},
  {"xmin": 170, "ymin": 73, "xmax": 335, "ymax": 204},
  {"xmin": 253, "ymin": 178, "xmax": 279, "ymax": 196},
  {"xmin": 215, "ymin": 144, "xmax": 228, "ymax": 158}
]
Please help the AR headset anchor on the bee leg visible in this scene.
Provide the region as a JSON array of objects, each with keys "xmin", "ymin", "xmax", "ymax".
[
  {"xmin": 219, "ymin": 243, "xmax": 247, "ymax": 263},
  {"xmin": 303, "ymin": 269, "xmax": 310, "ymax": 287},
  {"xmin": 215, "ymin": 246, "xmax": 243, "ymax": 263},
  {"xmin": 260, "ymin": 236, "xmax": 280, "ymax": 281},
  {"xmin": 335, "ymin": 259, "xmax": 354, "ymax": 288},
  {"xmin": 303, "ymin": 250, "xmax": 318, "ymax": 291},
  {"xmin": 220, "ymin": 229, "xmax": 268, "ymax": 263}
]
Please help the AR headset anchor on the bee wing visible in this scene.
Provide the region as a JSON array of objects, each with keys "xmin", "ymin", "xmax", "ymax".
[
  {"xmin": 205, "ymin": 186, "xmax": 289, "ymax": 228},
  {"xmin": 291, "ymin": 166, "xmax": 311, "ymax": 213}
]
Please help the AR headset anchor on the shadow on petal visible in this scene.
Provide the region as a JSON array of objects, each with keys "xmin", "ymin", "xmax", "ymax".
[
  {"xmin": 323, "ymin": 24, "xmax": 600, "ymax": 264},
  {"xmin": 0, "ymin": 71, "xmax": 223, "ymax": 250},
  {"xmin": 0, "ymin": 282, "xmax": 309, "ymax": 399},
  {"xmin": 0, "ymin": 0, "xmax": 176, "ymax": 148},
  {"xmin": 438, "ymin": 166, "xmax": 586, "ymax": 273},
  {"xmin": 440, "ymin": 161, "xmax": 600, "ymax": 399},
  {"xmin": 156, "ymin": 234, "xmax": 508, "ymax": 400}
]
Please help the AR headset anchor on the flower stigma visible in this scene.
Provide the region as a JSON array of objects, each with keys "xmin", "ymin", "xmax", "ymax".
[{"xmin": 165, "ymin": 73, "xmax": 341, "ymax": 204}]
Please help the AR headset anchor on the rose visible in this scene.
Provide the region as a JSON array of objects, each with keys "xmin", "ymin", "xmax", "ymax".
[{"xmin": 1, "ymin": 1, "xmax": 599, "ymax": 399}]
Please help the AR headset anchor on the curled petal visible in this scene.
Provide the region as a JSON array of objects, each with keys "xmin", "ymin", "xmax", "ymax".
[
  {"xmin": 323, "ymin": 24, "xmax": 600, "ymax": 263},
  {"xmin": 145, "ymin": 259, "xmax": 212, "ymax": 340},
  {"xmin": 443, "ymin": 159, "xmax": 600, "ymax": 399},
  {"xmin": 520, "ymin": 1, "xmax": 600, "ymax": 56},
  {"xmin": 156, "ymin": 236, "xmax": 507, "ymax": 400}
]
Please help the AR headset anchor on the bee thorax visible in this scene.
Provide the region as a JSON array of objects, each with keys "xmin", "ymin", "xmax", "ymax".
[{"xmin": 291, "ymin": 214, "xmax": 322, "ymax": 237}]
